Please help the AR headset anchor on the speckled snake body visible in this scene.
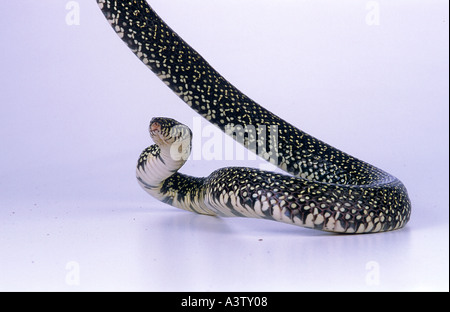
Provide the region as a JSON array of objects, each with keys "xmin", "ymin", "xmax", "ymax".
[{"xmin": 97, "ymin": 0, "xmax": 411, "ymax": 233}]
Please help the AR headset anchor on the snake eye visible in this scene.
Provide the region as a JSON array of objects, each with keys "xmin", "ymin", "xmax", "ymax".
[{"xmin": 150, "ymin": 121, "xmax": 161, "ymax": 132}]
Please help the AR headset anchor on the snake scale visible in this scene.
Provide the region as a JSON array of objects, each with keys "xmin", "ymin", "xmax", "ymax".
[{"xmin": 97, "ymin": 0, "xmax": 411, "ymax": 233}]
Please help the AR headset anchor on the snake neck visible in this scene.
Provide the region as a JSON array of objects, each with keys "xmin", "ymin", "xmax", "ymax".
[
  {"xmin": 136, "ymin": 145, "xmax": 216, "ymax": 216},
  {"xmin": 136, "ymin": 145, "xmax": 178, "ymax": 188}
]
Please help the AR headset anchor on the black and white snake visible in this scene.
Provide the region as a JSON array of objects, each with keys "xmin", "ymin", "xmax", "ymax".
[{"xmin": 97, "ymin": 0, "xmax": 411, "ymax": 233}]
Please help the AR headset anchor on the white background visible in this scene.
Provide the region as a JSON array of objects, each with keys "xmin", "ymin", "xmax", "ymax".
[{"xmin": 0, "ymin": 0, "xmax": 448, "ymax": 291}]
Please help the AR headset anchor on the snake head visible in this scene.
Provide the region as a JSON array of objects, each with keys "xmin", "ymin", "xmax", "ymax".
[{"xmin": 149, "ymin": 117, "xmax": 192, "ymax": 160}]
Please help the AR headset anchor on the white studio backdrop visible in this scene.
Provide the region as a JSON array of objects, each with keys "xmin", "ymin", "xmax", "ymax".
[{"xmin": 0, "ymin": 0, "xmax": 448, "ymax": 291}]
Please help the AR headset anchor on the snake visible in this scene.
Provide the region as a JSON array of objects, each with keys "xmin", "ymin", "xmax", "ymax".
[{"xmin": 97, "ymin": 0, "xmax": 411, "ymax": 233}]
